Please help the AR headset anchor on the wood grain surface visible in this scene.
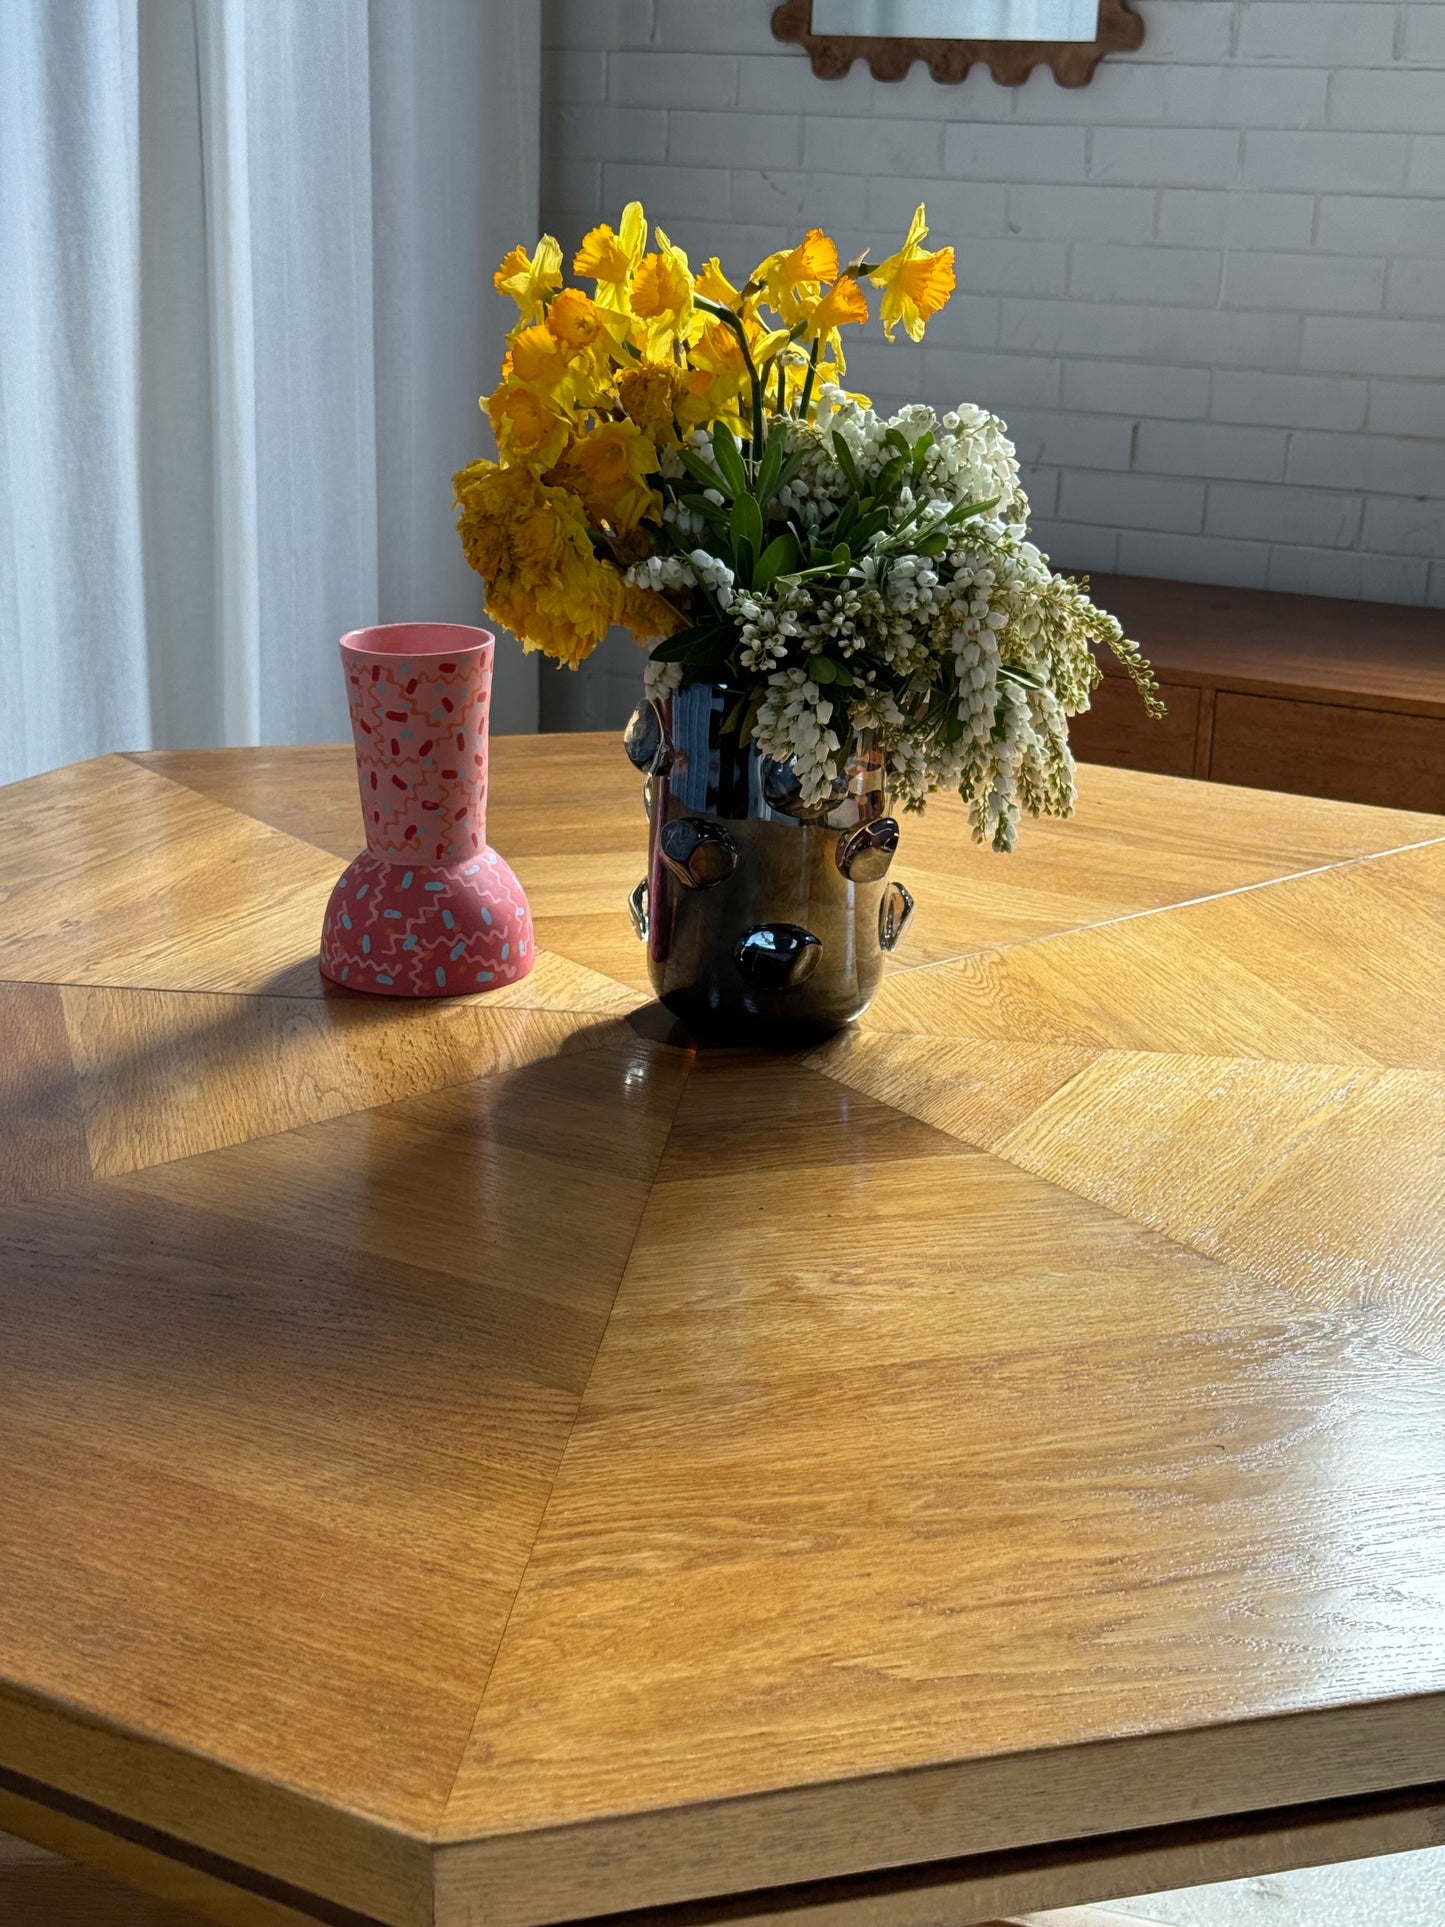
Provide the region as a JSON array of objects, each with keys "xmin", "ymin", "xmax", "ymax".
[
  {"xmin": 1207, "ymin": 690, "xmax": 1445, "ymax": 812},
  {"xmin": 0, "ymin": 738, "xmax": 1442, "ymax": 1927},
  {"xmin": 1066, "ymin": 676, "xmax": 1201, "ymax": 779},
  {"xmin": 1088, "ymin": 574, "xmax": 1445, "ymax": 717}
]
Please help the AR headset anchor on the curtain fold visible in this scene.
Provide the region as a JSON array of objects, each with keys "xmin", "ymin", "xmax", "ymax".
[{"xmin": 0, "ymin": 0, "xmax": 540, "ymax": 786}]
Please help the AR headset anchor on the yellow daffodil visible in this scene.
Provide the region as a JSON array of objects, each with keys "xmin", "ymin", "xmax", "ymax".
[
  {"xmin": 696, "ymin": 255, "xmax": 766, "ymax": 329},
  {"xmin": 545, "ymin": 288, "xmax": 606, "ymax": 353},
  {"xmin": 493, "ymin": 235, "xmax": 563, "ymax": 324},
  {"xmin": 552, "ymin": 420, "xmax": 661, "ymax": 536},
  {"xmin": 507, "ymin": 321, "xmax": 586, "ymax": 407},
  {"xmin": 748, "ymin": 321, "xmax": 792, "ymax": 361},
  {"xmin": 547, "ymin": 286, "xmax": 633, "ymax": 374},
  {"xmin": 696, "ymin": 255, "xmax": 743, "ymax": 306},
  {"xmin": 486, "ymin": 379, "xmax": 571, "ymax": 472},
  {"xmin": 630, "ymin": 227, "xmax": 698, "ymax": 356},
  {"xmin": 676, "ymin": 321, "xmax": 749, "ymax": 436},
  {"xmin": 801, "ymin": 275, "xmax": 868, "ymax": 343},
  {"xmin": 619, "ymin": 581, "xmax": 685, "ymax": 643},
  {"xmin": 617, "ymin": 360, "xmax": 687, "ymax": 445},
  {"xmin": 573, "ymin": 201, "xmax": 647, "ymax": 313},
  {"xmin": 754, "ymin": 228, "xmax": 838, "ymax": 327},
  {"xmin": 453, "ymin": 459, "xmax": 622, "ymax": 668},
  {"xmin": 796, "ymin": 275, "xmax": 869, "ymax": 380},
  {"xmin": 869, "ymin": 203, "xmax": 956, "ymax": 342},
  {"xmin": 461, "ymin": 203, "xmax": 957, "ymax": 669},
  {"xmin": 689, "ymin": 320, "xmax": 747, "ymax": 380},
  {"xmin": 677, "ymin": 367, "xmax": 748, "ymax": 439}
]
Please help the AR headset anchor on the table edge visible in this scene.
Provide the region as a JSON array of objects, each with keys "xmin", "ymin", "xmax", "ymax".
[{"xmin": 430, "ymin": 1691, "xmax": 1445, "ymax": 1926}]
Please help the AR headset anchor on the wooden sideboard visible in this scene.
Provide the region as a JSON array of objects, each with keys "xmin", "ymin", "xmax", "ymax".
[{"xmin": 1070, "ymin": 574, "xmax": 1445, "ymax": 814}]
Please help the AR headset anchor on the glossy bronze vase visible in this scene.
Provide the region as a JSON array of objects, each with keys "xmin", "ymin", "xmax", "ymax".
[{"xmin": 625, "ymin": 680, "xmax": 914, "ymax": 1045}]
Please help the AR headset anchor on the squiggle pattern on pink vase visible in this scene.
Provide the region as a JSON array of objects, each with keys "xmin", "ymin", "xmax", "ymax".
[{"xmin": 319, "ymin": 626, "xmax": 534, "ymax": 998}]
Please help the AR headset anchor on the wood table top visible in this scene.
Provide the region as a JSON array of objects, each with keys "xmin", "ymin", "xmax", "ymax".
[{"xmin": 1, "ymin": 738, "xmax": 1443, "ymax": 1927}]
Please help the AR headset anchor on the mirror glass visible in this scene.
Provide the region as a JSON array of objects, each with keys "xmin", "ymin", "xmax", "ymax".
[{"xmin": 812, "ymin": 0, "xmax": 1100, "ymax": 37}]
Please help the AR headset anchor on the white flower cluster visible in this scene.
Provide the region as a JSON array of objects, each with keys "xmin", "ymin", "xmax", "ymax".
[
  {"xmin": 755, "ymin": 669, "xmax": 841, "ymax": 803},
  {"xmin": 730, "ymin": 390, "xmax": 1157, "ymax": 850},
  {"xmin": 627, "ymin": 552, "xmax": 695, "ymax": 596}
]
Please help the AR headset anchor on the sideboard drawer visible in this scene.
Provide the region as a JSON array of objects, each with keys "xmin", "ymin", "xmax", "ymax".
[
  {"xmin": 1210, "ymin": 691, "xmax": 1445, "ymax": 812},
  {"xmin": 1070, "ymin": 675, "xmax": 1200, "ymax": 777}
]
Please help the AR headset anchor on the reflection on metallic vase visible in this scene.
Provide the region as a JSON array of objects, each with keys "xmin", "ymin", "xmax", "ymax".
[{"xmin": 625, "ymin": 680, "xmax": 914, "ymax": 1044}]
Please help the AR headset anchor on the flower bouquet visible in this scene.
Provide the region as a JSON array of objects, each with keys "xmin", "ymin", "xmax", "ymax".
[{"xmin": 454, "ymin": 203, "xmax": 1160, "ymax": 1038}]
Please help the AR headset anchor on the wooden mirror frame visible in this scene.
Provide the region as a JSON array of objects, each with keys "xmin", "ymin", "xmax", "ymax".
[{"xmin": 771, "ymin": 0, "xmax": 1144, "ymax": 87}]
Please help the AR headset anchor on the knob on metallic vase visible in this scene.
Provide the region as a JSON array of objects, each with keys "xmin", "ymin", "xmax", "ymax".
[
  {"xmin": 622, "ymin": 700, "xmax": 665, "ymax": 772},
  {"xmin": 836, "ymin": 816, "xmax": 899, "ymax": 882},
  {"xmin": 660, "ymin": 815, "xmax": 739, "ymax": 889},
  {"xmin": 734, "ymin": 923, "xmax": 823, "ymax": 990},
  {"xmin": 878, "ymin": 880, "xmax": 915, "ymax": 953},
  {"xmin": 760, "ymin": 755, "xmax": 850, "ymax": 820}
]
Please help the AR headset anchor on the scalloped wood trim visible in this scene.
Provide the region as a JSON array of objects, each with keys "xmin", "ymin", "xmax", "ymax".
[{"xmin": 771, "ymin": 0, "xmax": 1144, "ymax": 86}]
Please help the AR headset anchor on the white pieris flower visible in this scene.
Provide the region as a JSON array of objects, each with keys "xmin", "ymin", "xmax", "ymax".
[
  {"xmin": 644, "ymin": 657, "xmax": 684, "ymax": 700},
  {"xmin": 626, "ymin": 553, "xmax": 695, "ymax": 594}
]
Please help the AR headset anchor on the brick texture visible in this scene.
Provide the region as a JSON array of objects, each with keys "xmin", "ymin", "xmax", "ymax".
[{"xmin": 538, "ymin": 0, "xmax": 1444, "ymax": 723}]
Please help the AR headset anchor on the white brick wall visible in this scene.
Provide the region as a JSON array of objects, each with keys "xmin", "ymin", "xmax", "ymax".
[{"xmin": 538, "ymin": 0, "xmax": 1444, "ymax": 722}]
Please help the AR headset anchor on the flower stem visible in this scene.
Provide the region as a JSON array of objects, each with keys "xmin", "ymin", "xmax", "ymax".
[
  {"xmin": 797, "ymin": 337, "xmax": 821, "ymax": 421},
  {"xmin": 696, "ymin": 294, "xmax": 764, "ymax": 466}
]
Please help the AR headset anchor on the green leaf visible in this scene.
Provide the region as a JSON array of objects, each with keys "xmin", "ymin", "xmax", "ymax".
[
  {"xmin": 776, "ymin": 448, "xmax": 807, "ymax": 494},
  {"xmin": 731, "ymin": 492, "xmax": 763, "ymax": 552},
  {"xmin": 947, "ymin": 495, "xmax": 1000, "ymax": 525},
  {"xmin": 916, "ymin": 530, "xmax": 949, "ymax": 557},
  {"xmin": 711, "ymin": 422, "xmax": 749, "ymax": 497},
  {"xmin": 884, "ymin": 426, "xmax": 912, "ymax": 458},
  {"xmin": 831, "ymin": 493, "xmax": 862, "ymax": 547},
  {"xmin": 831, "ymin": 541, "xmax": 852, "ymax": 566},
  {"xmin": 754, "ymin": 530, "xmax": 800, "ymax": 587},
  {"xmin": 679, "ymin": 448, "xmax": 732, "ymax": 496},
  {"xmin": 681, "ymin": 491, "xmax": 728, "ymax": 525},
  {"xmin": 649, "ymin": 619, "xmax": 733, "ymax": 666},
  {"xmin": 998, "ymin": 660, "xmax": 1046, "ymax": 691},
  {"xmin": 754, "ymin": 420, "xmax": 789, "ymax": 505},
  {"xmin": 647, "ymin": 627, "xmax": 708, "ymax": 665},
  {"xmin": 809, "ymin": 655, "xmax": 854, "ymax": 687},
  {"xmin": 851, "ymin": 506, "xmax": 892, "ymax": 549},
  {"xmin": 873, "ymin": 454, "xmax": 908, "ymax": 501},
  {"xmin": 733, "ymin": 534, "xmax": 755, "ymax": 586},
  {"xmin": 720, "ymin": 692, "xmax": 751, "ymax": 735},
  {"xmin": 911, "ymin": 431, "xmax": 935, "ymax": 476},
  {"xmin": 831, "ymin": 435, "xmax": 862, "ymax": 493}
]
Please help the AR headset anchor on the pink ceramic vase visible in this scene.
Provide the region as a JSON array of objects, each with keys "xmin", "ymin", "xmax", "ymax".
[{"xmin": 319, "ymin": 622, "xmax": 533, "ymax": 997}]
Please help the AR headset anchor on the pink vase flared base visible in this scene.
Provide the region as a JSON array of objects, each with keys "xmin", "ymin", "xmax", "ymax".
[
  {"xmin": 319, "ymin": 620, "xmax": 533, "ymax": 999},
  {"xmin": 319, "ymin": 848, "xmax": 533, "ymax": 998}
]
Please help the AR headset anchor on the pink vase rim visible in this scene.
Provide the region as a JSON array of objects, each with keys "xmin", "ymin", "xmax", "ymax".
[{"xmin": 340, "ymin": 621, "xmax": 494, "ymax": 660}]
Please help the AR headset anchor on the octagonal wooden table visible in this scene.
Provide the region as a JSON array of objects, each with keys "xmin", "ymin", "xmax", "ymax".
[{"xmin": 1, "ymin": 737, "xmax": 1443, "ymax": 1927}]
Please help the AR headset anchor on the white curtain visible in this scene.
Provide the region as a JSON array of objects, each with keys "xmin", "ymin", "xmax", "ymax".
[{"xmin": 0, "ymin": 0, "xmax": 540, "ymax": 786}]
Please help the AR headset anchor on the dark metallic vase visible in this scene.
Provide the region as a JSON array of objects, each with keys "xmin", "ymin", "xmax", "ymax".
[{"xmin": 624, "ymin": 680, "xmax": 914, "ymax": 1045}]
